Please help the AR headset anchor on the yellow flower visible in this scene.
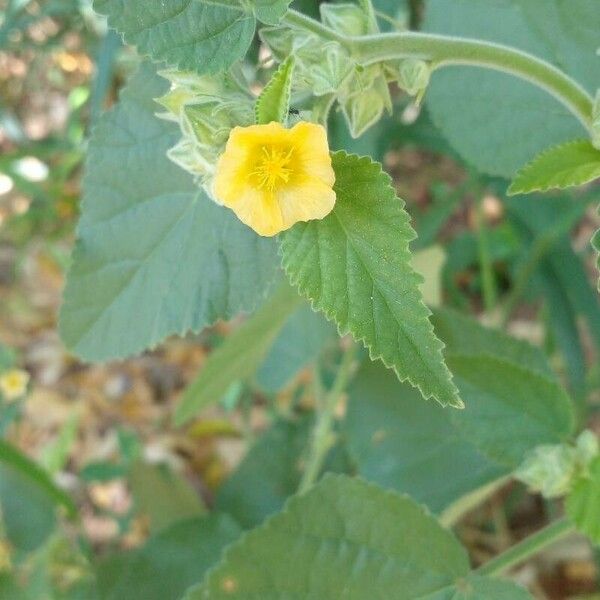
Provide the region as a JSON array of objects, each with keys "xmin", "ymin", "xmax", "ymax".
[
  {"xmin": 0, "ymin": 369, "xmax": 30, "ymax": 401},
  {"xmin": 213, "ymin": 121, "xmax": 336, "ymax": 237}
]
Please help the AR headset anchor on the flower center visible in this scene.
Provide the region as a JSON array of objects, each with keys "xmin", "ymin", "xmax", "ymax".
[{"xmin": 251, "ymin": 146, "xmax": 294, "ymax": 190}]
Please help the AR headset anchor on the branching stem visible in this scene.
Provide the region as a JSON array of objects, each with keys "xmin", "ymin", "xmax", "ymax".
[{"xmin": 281, "ymin": 10, "xmax": 594, "ymax": 131}]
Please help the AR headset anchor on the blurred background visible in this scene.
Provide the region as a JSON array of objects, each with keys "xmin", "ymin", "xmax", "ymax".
[{"xmin": 0, "ymin": 1, "xmax": 599, "ymax": 598}]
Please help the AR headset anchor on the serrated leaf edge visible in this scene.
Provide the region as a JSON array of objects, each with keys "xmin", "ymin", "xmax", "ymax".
[
  {"xmin": 93, "ymin": 0, "xmax": 256, "ymax": 75},
  {"xmin": 59, "ymin": 65, "xmax": 278, "ymax": 363},
  {"xmin": 447, "ymin": 352, "xmax": 576, "ymax": 468},
  {"xmin": 255, "ymin": 56, "xmax": 295, "ymax": 125},
  {"xmin": 508, "ymin": 138, "xmax": 600, "ymax": 196},
  {"xmin": 187, "ymin": 473, "xmax": 469, "ymax": 599},
  {"xmin": 280, "ymin": 150, "xmax": 463, "ymax": 409}
]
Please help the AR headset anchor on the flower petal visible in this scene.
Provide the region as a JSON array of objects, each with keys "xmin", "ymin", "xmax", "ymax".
[
  {"xmin": 226, "ymin": 188, "xmax": 285, "ymax": 237},
  {"xmin": 291, "ymin": 122, "xmax": 336, "ymax": 186},
  {"xmin": 278, "ymin": 175, "xmax": 336, "ymax": 228},
  {"xmin": 213, "ymin": 121, "xmax": 336, "ymax": 236}
]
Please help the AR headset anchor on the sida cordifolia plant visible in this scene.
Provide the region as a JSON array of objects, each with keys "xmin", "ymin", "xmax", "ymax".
[{"xmin": 56, "ymin": 1, "xmax": 600, "ymax": 598}]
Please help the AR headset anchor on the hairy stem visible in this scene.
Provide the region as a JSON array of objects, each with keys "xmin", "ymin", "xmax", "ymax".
[
  {"xmin": 281, "ymin": 10, "xmax": 593, "ymax": 130},
  {"xmin": 355, "ymin": 33, "xmax": 593, "ymax": 130},
  {"xmin": 282, "ymin": 9, "xmax": 347, "ymax": 43},
  {"xmin": 477, "ymin": 517, "xmax": 575, "ymax": 576},
  {"xmin": 298, "ymin": 344, "xmax": 357, "ymax": 493}
]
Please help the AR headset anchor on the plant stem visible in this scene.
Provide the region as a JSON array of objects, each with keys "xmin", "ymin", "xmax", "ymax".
[
  {"xmin": 282, "ymin": 9, "xmax": 347, "ymax": 43},
  {"xmin": 440, "ymin": 476, "xmax": 509, "ymax": 528},
  {"xmin": 474, "ymin": 194, "xmax": 497, "ymax": 313},
  {"xmin": 353, "ymin": 33, "xmax": 593, "ymax": 130},
  {"xmin": 476, "ymin": 517, "xmax": 575, "ymax": 576},
  {"xmin": 281, "ymin": 9, "xmax": 593, "ymax": 130},
  {"xmin": 298, "ymin": 344, "xmax": 357, "ymax": 493}
]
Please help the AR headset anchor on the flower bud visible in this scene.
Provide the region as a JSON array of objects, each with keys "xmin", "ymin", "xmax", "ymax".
[
  {"xmin": 515, "ymin": 444, "xmax": 577, "ymax": 498},
  {"xmin": 397, "ymin": 59, "xmax": 431, "ymax": 97}
]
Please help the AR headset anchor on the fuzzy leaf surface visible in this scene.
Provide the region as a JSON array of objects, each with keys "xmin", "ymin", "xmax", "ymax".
[
  {"xmin": 255, "ymin": 57, "xmax": 294, "ymax": 125},
  {"xmin": 566, "ymin": 455, "xmax": 600, "ymax": 544},
  {"xmin": 60, "ymin": 64, "xmax": 279, "ymax": 361},
  {"xmin": 424, "ymin": 0, "xmax": 599, "ymax": 178},
  {"xmin": 94, "ymin": 0, "xmax": 255, "ymax": 73},
  {"xmin": 448, "ymin": 355, "xmax": 575, "ymax": 467},
  {"xmin": 509, "ymin": 140, "xmax": 600, "ymax": 195},
  {"xmin": 190, "ymin": 475, "xmax": 469, "ymax": 598},
  {"xmin": 280, "ymin": 152, "xmax": 461, "ymax": 408},
  {"xmin": 187, "ymin": 475, "xmax": 532, "ymax": 599}
]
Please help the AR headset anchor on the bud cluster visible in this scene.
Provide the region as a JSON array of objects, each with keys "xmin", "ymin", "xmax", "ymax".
[
  {"xmin": 515, "ymin": 430, "xmax": 599, "ymax": 499},
  {"xmin": 156, "ymin": 69, "xmax": 255, "ymax": 198},
  {"xmin": 261, "ymin": 3, "xmax": 394, "ymax": 137}
]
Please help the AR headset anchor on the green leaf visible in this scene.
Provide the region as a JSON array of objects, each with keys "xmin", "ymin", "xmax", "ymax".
[
  {"xmin": 60, "ymin": 63, "xmax": 279, "ymax": 362},
  {"xmin": 216, "ymin": 417, "xmax": 350, "ymax": 528},
  {"xmin": 0, "ymin": 440, "xmax": 76, "ymax": 518},
  {"xmin": 280, "ymin": 152, "xmax": 461, "ymax": 408},
  {"xmin": 256, "ymin": 303, "xmax": 335, "ymax": 393},
  {"xmin": 255, "ymin": 57, "xmax": 295, "ymax": 125},
  {"xmin": 80, "ymin": 461, "xmax": 127, "ymax": 483},
  {"xmin": 566, "ymin": 455, "xmax": 600, "ymax": 544},
  {"xmin": 191, "ymin": 474, "xmax": 470, "ymax": 598},
  {"xmin": 0, "ymin": 464, "xmax": 55, "ymax": 556},
  {"xmin": 320, "ymin": 3, "xmax": 373, "ymax": 36},
  {"xmin": 411, "ymin": 245, "xmax": 446, "ymax": 307},
  {"xmin": 253, "ymin": 0, "xmax": 293, "ymax": 25},
  {"xmin": 345, "ymin": 311, "xmax": 573, "ymax": 512},
  {"xmin": 96, "ymin": 515, "xmax": 241, "ymax": 600},
  {"xmin": 508, "ymin": 140, "xmax": 600, "ymax": 195},
  {"xmin": 188, "ymin": 475, "xmax": 532, "ymax": 599},
  {"xmin": 216, "ymin": 419, "xmax": 310, "ymax": 529},
  {"xmin": 93, "ymin": 0, "xmax": 255, "ymax": 74},
  {"xmin": 174, "ymin": 284, "xmax": 302, "ymax": 426},
  {"xmin": 445, "ymin": 575, "xmax": 533, "ymax": 600},
  {"xmin": 345, "ymin": 360, "xmax": 507, "ymax": 514},
  {"xmin": 449, "ymin": 355, "xmax": 575, "ymax": 467},
  {"xmin": 431, "ymin": 307, "xmax": 553, "ymax": 378},
  {"xmin": 0, "ymin": 441, "xmax": 76, "ymax": 555},
  {"xmin": 506, "ymin": 195, "xmax": 600, "ymax": 395},
  {"xmin": 423, "ymin": 0, "xmax": 600, "ymax": 178},
  {"xmin": 129, "ymin": 461, "xmax": 205, "ymax": 533}
]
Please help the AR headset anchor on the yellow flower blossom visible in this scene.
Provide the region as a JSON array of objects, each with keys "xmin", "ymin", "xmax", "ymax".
[
  {"xmin": 0, "ymin": 368, "xmax": 30, "ymax": 401},
  {"xmin": 213, "ymin": 121, "xmax": 336, "ymax": 237}
]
